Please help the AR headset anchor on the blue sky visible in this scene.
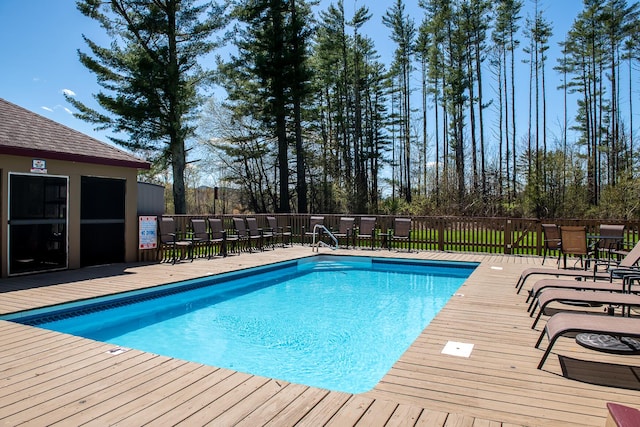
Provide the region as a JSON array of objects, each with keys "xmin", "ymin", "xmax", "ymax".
[{"xmin": 0, "ymin": 0, "xmax": 588, "ymax": 149}]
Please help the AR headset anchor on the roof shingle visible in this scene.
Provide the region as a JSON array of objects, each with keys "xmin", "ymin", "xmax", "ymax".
[{"xmin": 0, "ymin": 98, "xmax": 150, "ymax": 169}]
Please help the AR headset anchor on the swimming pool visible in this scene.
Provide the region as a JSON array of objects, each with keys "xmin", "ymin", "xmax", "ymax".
[{"xmin": 3, "ymin": 255, "xmax": 477, "ymax": 393}]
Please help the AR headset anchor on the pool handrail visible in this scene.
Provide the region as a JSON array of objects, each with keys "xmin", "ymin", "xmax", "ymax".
[{"xmin": 312, "ymin": 224, "xmax": 338, "ymax": 252}]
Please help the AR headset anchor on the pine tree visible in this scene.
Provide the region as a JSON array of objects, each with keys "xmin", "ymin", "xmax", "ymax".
[
  {"xmin": 419, "ymin": 0, "xmax": 449, "ymax": 205},
  {"xmin": 221, "ymin": 0, "xmax": 314, "ymax": 213},
  {"xmin": 67, "ymin": 0, "xmax": 228, "ymax": 214},
  {"xmin": 493, "ymin": 0, "xmax": 522, "ymax": 201},
  {"xmin": 383, "ymin": 0, "xmax": 416, "ymax": 204}
]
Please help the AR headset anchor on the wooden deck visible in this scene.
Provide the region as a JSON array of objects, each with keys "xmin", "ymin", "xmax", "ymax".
[{"xmin": 1, "ymin": 248, "xmax": 639, "ymax": 426}]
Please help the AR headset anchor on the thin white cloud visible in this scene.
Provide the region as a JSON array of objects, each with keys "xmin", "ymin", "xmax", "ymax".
[
  {"xmin": 62, "ymin": 88, "xmax": 76, "ymax": 97},
  {"xmin": 42, "ymin": 105, "xmax": 72, "ymax": 114}
]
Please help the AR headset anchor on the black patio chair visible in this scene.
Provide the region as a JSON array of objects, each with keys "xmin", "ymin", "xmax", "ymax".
[
  {"xmin": 303, "ymin": 216, "xmax": 325, "ymax": 245},
  {"xmin": 158, "ymin": 217, "xmax": 194, "ymax": 264},
  {"xmin": 388, "ymin": 218, "xmax": 412, "ymax": 252},
  {"xmin": 267, "ymin": 216, "xmax": 292, "ymax": 248},
  {"xmin": 356, "ymin": 217, "xmax": 377, "ymax": 250},
  {"xmin": 333, "ymin": 217, "xmax": 355, "ymax": 248},
  {"xmin": 208, "ymin": 218, "xmax": 231, "ymax": 256}
]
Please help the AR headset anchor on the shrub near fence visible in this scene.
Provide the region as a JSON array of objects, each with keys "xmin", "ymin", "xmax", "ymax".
[{"xmin": 139, "ymin": 214, "xmax": 640, "ymax": 262}]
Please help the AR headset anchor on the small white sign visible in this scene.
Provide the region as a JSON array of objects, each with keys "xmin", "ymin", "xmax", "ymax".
[
  {"xmin": 139, "ymin": 216, "xmax": 158, "ymax": 249},
  {"xmin": 441, "ymin": 341, "xmax": 474, "ymax": 358},
  {"xmin": 30, "ymin": 159, "xmax": 47, "ymax": 173}
]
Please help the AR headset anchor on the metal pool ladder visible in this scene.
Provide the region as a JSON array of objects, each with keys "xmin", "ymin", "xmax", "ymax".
[{"xmin": 312, "ymin": 224, "xmax": 338, "ymax": 252}]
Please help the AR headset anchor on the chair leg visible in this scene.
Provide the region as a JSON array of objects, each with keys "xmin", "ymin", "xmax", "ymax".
[
  {"xmin": 536, "ymin": 335, "xmax": 559, "ymax": 370},
  {"xmin": 531, "ymin": 308, "xmax": 544, "ymax": 329}
]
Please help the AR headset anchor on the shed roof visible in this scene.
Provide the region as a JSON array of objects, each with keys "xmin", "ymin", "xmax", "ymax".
[{"xmin": 0, "ymin": 98, "xmax": 150, "ymax": 169}]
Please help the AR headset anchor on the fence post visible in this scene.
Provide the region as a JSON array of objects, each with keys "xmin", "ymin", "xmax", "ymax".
[
  {"xmin": 536, "ymin": 221, "xmax": 543, "ymax": 256},
  {"xmin": 504, "ymin": 219, "xmax": 512, "ymax": 255},
  {"xmin": 438, "ymin": 219, "xmax": 445, "ymax": 251}
]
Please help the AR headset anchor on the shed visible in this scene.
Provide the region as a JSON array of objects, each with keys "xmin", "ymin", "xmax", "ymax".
[{"xmin": 0, "ymin": 97, "xmax": 150, "ymax": 277}]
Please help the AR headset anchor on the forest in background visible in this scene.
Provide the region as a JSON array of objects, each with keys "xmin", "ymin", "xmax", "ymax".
[{"xmin": 68, "ymin": 0, "xmax": 640, "ymax": 219}]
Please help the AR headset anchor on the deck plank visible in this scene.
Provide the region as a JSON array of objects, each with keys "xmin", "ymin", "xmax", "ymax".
[
  {"xmin": 1, "ymin": 248, "xmax": 639, "ymax": 426},
  {"xmin": 384, "ymin": 403, "xmax": 424, "ymax": 427},
  {"xmin": 324, "ymin": 394, "xmax": 375, "ymax": 425},
  {"xmin": 175, "ymin": 375, "xmax": 271, "ymax": 425},
  {"xmin": 234, "ymin": 382, "xmax": 310, "ymax": 426},
  {"xmin": 354, "ymin": 398, "xmax": 399, "ymax": 426},
  {"xmin": 116, "ymin": 367, "xmax": 236, "ymax": 425},
  {"xmin": 144, "ymin": 371, "xmax": 254, "ymax": 425},
  {"xmin": 74, "ymin": 364, "xmax": 216, "ymax": 426},
  {"xmin": 29, "ymin": 358, "xmax": 191, "ymax": 425},
  {"xmin": 262, "ymin": 386, "xmax": 331, "ymax": 426}
]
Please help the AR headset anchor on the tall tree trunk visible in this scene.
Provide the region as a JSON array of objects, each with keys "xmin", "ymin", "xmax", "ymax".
[
  {"xmin": 404, "ymin": 61, "xmax": 412, "ymax": 203},
  {"xmin": 497, "ymin": 49, "xmax": 504, "ymax": 198},
  {"xmin": 353, "ymin": 26, "xmax": 368, "ymax": 212},
  {"xmin": 167, "ymin": 2, "xmax": 186, "ymax": 214},
  {"xmin": 509, "ymin": 27, "xmax": 517, "ymax": 201},
  {"xmin": 421, "ymin": 55, "xmax": 428, "ymax": 197},
  {"xmin": 475, "ymin": 30, "xmax": 486, "ymax": 199},
  {"xmin": 630, "ymin": 50, "xmax": 635, "ymax": 173},
  {"xmin": 434, "ymin": 78, "xmax": 441, "ymax": 204},
  {"xmin": 503, "ymin": 46, "xmax": 510, "ymax": 198},
  {"xmin": 467, "ymin": 46, "xmax": 478, "ymax": 193},
  {"xmin": 291, "ymin": 0, "xmax": 307, "ymax": 213}
]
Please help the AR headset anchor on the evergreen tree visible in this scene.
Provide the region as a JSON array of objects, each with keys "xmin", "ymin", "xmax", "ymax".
[
  {"xmin": 493, "ymin": 0, "xmax": 522, "ymax": 201},
  {"xmin": 67, "ymin": 0, "xmax": 228, "ymax": 214},
  {"xmin": 460, "ymin": 0, "xmax": 491, "ymax": 198},
  {"xmin": 220, "ymin": 0, "xmax": 314, "ymax": 213},
  {"xmin": 419, "ymin": 0, "xmax": 449, "ymax": 205},
  {"xmin": 600, "ymin": 0, "xmax": 639, "ymax": 184},
  {"xmin": 383, "ymin": 0, "xmax": 416, "ymax": 204}
]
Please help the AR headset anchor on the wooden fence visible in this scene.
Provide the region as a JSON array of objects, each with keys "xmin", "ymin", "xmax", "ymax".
[{"xmin": 139, "ymin": 214, "xmax": 640, "ymax": 262}]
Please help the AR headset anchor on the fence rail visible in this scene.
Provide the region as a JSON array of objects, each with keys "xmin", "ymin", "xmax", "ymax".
[{"xmin": 140, "ymin": 214, "xmax": 640, "ymax": 262}]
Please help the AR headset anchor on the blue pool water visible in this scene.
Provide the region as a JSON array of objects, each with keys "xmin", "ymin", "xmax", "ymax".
[{"xmin": 4, "ymin": 256, "xmax": 477, "ymax": 393}]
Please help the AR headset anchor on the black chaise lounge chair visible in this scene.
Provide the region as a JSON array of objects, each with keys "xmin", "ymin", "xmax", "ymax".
[
  {"xmin": 535, "ymin": 312, "xmax": 640, "ymax": 369},
  {"xmin": 516, "ymin": 239, "xmax": 640, "ymax": 294},
  {"xmin": 526, "ymin": 277, "xmax": 640, "ymax": 312},
  {"xmin": 530, "ymin": 288, "xmax": 640, "ymax": 329}
]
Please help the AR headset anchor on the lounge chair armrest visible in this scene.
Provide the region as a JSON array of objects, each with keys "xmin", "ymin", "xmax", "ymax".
[
  {"xmin": 626, "ymin": 275, "xmax": 640, "ymax": 287},
  {"xmin": 610, "ymin": 266, "xmax": 640, "ymax": 280}
]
